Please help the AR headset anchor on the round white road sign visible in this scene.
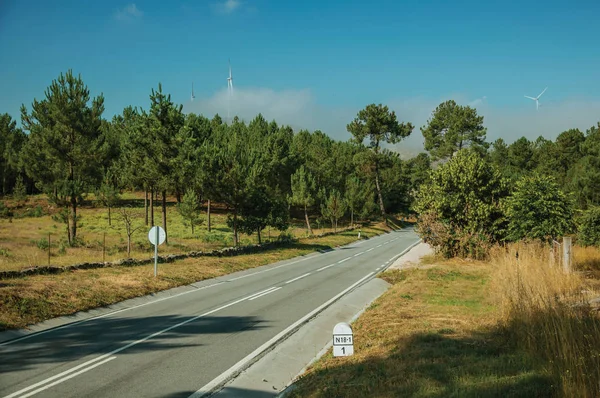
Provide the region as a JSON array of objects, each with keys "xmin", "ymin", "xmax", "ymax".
[{"xmin": 148, "ymin": 226, "xmax": 166, "ymax": 246}]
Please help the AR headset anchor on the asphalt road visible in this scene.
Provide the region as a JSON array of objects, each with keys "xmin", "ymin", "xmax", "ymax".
[{"xmin": 0, "ymin": 228, "xmax": 420, "ymax": 398}]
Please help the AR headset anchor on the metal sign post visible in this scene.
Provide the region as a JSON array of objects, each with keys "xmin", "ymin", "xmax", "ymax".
[{"xmin": 148, "ymin": 226, "xmax": 166, "ymax": 277}]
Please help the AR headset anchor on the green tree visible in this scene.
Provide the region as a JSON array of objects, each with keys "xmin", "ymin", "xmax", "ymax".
[
  {"xmin": 421, "ymin": 100, "xmax": 487, "ymax": 161},
  {"xmin": 413, "ymin": 149, "xmax": 509, "ymax": 258},
  {"xmin": 345, "ymin": 174, "xmax": 374, "ymax": 225},
  {"xmin": 0, "ymin": 113, "xmax": 27, "ymax": 195},
  {"xmin": 289, "ymin": 165, "xmax": 316, "ymax": 235},
  {"xmin": 505, "ymin": 174, "xmax": 574, "ymax": 243},
  {"xmin": 321, "ymin": 189, "xmax": 346, "ymax": 232},
  {"xmin": 237, "ymin": 186, "xmax": 289, "ymax": 244},
  {"xmin": 507, "ymin": 137, "xmax": 534, "ymax": 178},
  {"xmin": 96, "ymin": 171, "xmax": 120, "ymax": 226},
  {"xmin": 347, "ymin": 103, "xmax": 413, "ymax": 218},
  {"xmin": 147, "ymin": 83, "xmax": 185, "ymax": 245},
  {"xmin": 578, "ymin": 207, "xmax": 600, "ymax": 247},
  {"xmin": 177, "ymin": 188, "xmax": 202, "ymax": 234},
  {"xmin": 20, "ymin": 70, "xmax": 105, "ymax": 244}
]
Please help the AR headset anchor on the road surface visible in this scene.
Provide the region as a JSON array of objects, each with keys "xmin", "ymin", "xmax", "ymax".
[{"xmin": 0, "ymin": 228, "xmax": 419, "ymax": 398}]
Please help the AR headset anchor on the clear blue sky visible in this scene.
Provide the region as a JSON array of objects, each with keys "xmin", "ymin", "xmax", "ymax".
[{"xmin": 1, "ymin": 0, "xmax": 599, "ymax": 136}]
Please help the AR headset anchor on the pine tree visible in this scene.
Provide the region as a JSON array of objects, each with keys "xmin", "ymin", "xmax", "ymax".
[
  {"xmin": 21, "ymin": 70, "xmax": 105, "ymax": 244},
  {"xmin": 347, "ymin": 104, "xmax": 413, "ymax": 218},
  {"xmin": 289, "ymin": 166, "xmax": 316, "ymax": 235},
  {"xmin": 178, "ymin": 189, "xmax": 202, "ymax": 234}
]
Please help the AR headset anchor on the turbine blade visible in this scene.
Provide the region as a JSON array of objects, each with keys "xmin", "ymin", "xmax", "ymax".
[
  {"xmin": 538, "ymin": 87, "xmax": 548, "ymax": 98},
  {"xmin": 524, "ymin": 96, "xmax": 536, "ymax": 100}
]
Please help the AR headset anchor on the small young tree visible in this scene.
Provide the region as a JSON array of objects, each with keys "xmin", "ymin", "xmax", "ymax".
[
  {"xmin": 119, "ymin": 207, "xmax": 142, "ymax": 256},
  {"xmin": 289, "ymin": 166, "xmax": 316, "ymax": 235},
  {"xmin": 321, "ymin": 189, "xmax": 346, "ymax": 233},
  {"xmin": 345, "ymin": 175, "xmax": 373, "ymax": 226},
  {"xmin": 13, "ymin": 175, "xmax": 27, "ymax": 203},
  {"xmin": 177, "ymin": 189, "xmax": 202, "ymax": 235},
  {"xmin": 505, "ymin": 174, "xmax": 574, "ymax": 243},
  {"xmin": 96, "ymin": 173, "xmax": 120, "ymax": 226}
]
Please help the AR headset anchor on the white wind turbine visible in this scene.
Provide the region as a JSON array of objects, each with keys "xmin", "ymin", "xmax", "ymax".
[
  {"xmin": 524, "ymin": 87, "xmax": 548, "ymax": 111},
  {"xmin": 227, "ymin": 59, "xmax": 233, "ymax": 120},
  {"xmin": 191, "ymin": 82, "xmax": 195, "ymax": 102}
]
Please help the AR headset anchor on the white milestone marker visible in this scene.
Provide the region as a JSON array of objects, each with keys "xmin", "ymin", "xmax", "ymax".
[{"xmin": 333, "ymin": 322, "xmax": 354, "ymax": 357}]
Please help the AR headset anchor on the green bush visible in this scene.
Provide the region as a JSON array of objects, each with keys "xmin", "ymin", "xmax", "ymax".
[
  {"xmin": 0, "ymin": 202, "xmax": 13, "ymax": 218},
  {"xmin": 413, "ymin": 149, "xmax": 509, "ymax": 259},
  {"xmin": 578, "ymin": 206, "xmax": 600, "ymax": 247},
  {"xmin": 33, "ymin": 238, "xmax": 49, "ymax": 250}
]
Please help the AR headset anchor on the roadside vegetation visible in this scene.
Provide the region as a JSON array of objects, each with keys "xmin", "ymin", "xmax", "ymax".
[
  {"xmin": 0, "ymin": 222, "xmax": 390, "ymax": 331},
  {"xmin": 289, "ymin": 244, "xmax": 600, "ymax": 398}
]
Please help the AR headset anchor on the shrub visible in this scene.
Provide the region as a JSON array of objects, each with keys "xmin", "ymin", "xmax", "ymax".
[
  {"xmin": 578, "ymin": 206, "xmax": 600, "ymax": 247},
  {"xmin": 33, "ymin": 238, "xmax": 49, "ymax": 250},
  {"xmin": 413, "ymin": 149, "xmax": 509, "ymax": 259},
  {"xmin": 0, "ymin": 201, "xmax": 13, "ymax": 218}
]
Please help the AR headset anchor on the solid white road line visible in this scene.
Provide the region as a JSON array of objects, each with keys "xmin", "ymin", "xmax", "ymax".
[
  {"xmin": 188, "ymin": 271, "xmax": 376, "ymax": 398},
  {"xmin": 1, "ymin": 230, "xmax": 398, "ymax": 348},
  {"xmin": 248, "ymin": 287, "xmax": 282, "ymax": 301},
  {"xmin": 0, "ymin": 282, "xmax": 225, "ymax": 348},
  {"xmin": 284, "ymin": 273, "xmax": 311, "ymax": 284},
  {"xmin": 4, "ymin": 287, "xmax": 288, "ymax": 398},
  {"xmin": 12, "ymin": 357, "xmax": 117, "ymax": 398}
]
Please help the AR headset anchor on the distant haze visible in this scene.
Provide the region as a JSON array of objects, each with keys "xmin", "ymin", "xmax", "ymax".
[{"xmin": 185, "ymin": 87, "xmax": 600, "ymax": 159}]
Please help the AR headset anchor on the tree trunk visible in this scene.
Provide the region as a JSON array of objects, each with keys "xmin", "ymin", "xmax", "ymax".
[
  {"xmin": 335, "ymin": 219, "xmax": 338, "ymax": 233},
  {"xmin": 150, "ymin": 187, "xmax": 154, "ymax": 226},
  {"xmin": 351, "ymin": 208, "xmax": 354, "ymax": 226},
  {"xmin": 207, "ymin": 199, "xmax": 211, "ymax": 232},
  {"xmin": 374, "ymin": 161, "xmax": 386, "ymax": 218},
  {"xmin": 176, "ymin": 190, "xmax": 181, "ymax": 204},
  {"xmin": 162, "ymin": 190, "xmax": 168, "ymax": 245},
  {"xmin": 144, "ymin": 187, "xmax": 148, "ymax": 226},
  {"xmin": 257, "ymin": 228, "xmax": 262, "ymax": 245},
  {"xmin": 70, "ymin": 195, "xmax": 77, "ymax": 244},
  {"xmin": 127, "ymin": 232, "xmax": 131, "ymax": 256},
  {"xmin": 108, "ymin": 206, "xmax": 111, "ymax": 226},
  {"xmin": 304, "ymin": 204, "xmax": 313, "ymax": 235},
  {"xmin": 191, "ymin": 222, "xmax": 194, "ymax": 235},
  {"xmin": 65, "ymin": 208, "xmax": 71, "ymax": 246},
  {"xmin": 233, "ymin": 209, "xmax": 238, "ymax": 246}
]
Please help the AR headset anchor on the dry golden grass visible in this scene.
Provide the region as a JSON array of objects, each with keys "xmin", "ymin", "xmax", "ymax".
[
  {"xmin": 0, "ymin": 194, "xmax": 368, "ymax": 272},
  {"xmin": 289, "ymin": 259, "xmax": 554, "ymax": 398},
  {"xmin": 0, "ymin": 223, "xmax": 391, "ymax": 331},
  {"xmin": 489, "ymin": 242, "xmax": 600, "ymax": 398}
]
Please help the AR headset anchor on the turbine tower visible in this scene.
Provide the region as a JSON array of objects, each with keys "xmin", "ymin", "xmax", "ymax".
[
  {"xmin": 524, "ymin": 87, "xmax": 548, "ymax": 111},
  {"xmin": 227, "ymin": 59, "xmax": 233, "ymax": 120},
  {"xmin": 191, "ymin": 82, "xmax": 195, "ymax": 102}
]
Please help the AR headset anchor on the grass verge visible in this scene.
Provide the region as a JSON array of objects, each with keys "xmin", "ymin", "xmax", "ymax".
[
  {"xmin": 0, "ymin": 223, "xmax": 391, "ymax": 332},
  {"xmin": 288, "ymin": 259, "xmax": 556, "ymax": 398},
  {"xmin": 289, "ymin": 243, "xmax": 600, "ymax": 398}
]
